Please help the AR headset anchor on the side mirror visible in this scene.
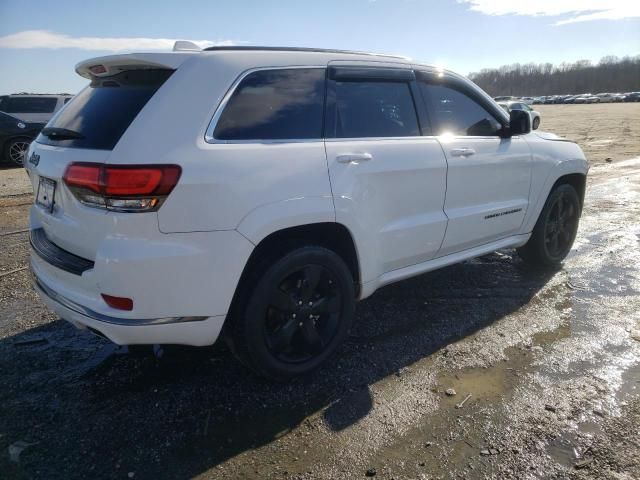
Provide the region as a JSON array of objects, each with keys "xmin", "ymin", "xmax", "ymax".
[{"xmin": 506, "ymin": 109, "xmax": 531, "ymax": 136}]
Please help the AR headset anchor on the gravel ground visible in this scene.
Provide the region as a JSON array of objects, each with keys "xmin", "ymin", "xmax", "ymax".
[{"xmin": 0, "ymin": 104, "xmax": 639, "ymax": 479}]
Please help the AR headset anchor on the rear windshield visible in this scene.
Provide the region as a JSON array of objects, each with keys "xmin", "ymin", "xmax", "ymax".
[
  {"xmin": 0, "ymin": 96, "xmax": 57, "ymax": 113},
  {"xmin": 37, "ymin": 69, "xmax": 173, "ymax": 150}
]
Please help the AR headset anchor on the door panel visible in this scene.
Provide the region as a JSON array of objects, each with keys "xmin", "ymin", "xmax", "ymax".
[
  {"xmin": 327, "ymin": 139, "xmax": 448, "ymax": 275},
  {"xmin": 416, "ymin": 73, "xmax": 532, "ymax": 256},
  {"xmin": 324, "ymin": 66, "xmax": 448, "ymax": 280},
  {"xmin": 437, "ymin": 136, "xmax": 531, "ymax": 256}
]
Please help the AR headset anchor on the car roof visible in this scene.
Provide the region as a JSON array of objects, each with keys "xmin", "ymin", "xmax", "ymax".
[
  {"xmin": 202, "ymin": 45, "xmax": 411, "ymax": 61},
  {"xmin": 77, "ymin": 46, "xmax": 459, "ymax": 79}
]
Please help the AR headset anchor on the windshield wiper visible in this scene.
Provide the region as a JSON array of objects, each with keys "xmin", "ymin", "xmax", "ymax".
[{"xmin": 41, "ymin": 127, "xmax": 84, "ymax": 140}]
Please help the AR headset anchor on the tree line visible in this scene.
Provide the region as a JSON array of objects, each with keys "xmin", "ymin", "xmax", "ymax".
[{"xmin": 469, "ymin": 55, "xmax": 640, "ymax": 96}]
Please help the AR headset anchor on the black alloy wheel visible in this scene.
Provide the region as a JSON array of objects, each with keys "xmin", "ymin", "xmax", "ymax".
[
  {"xmin": 227, "ymin": 245, "xmax": 355, "ymax": 380},
  {"xmin": 263, "ymin": 264, "xmax": 342, "ymax": 363},
  {"xmin": 518, "ymin": 183, "xmax": 581, "ymax": 267},
  {"xmin": 543, "ymin": 189, "xmax": 579, "ymax": 260}
]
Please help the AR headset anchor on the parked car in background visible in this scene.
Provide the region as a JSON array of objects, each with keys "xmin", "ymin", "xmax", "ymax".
[
  {"xmin": 498, "ymin": 101, "xmax": 541, "ymax": 129},
  {"xmin": 26, "ymin": 45, "xmax": 588, "ymax": 379},
  {"xmin": 493, "ymin": 95, "xmax": 514, "ymax": 102},
  {"xmin": 520, "ymin": 97, "xmax": 534, "ymax": 105},
  {"xmin": 574, "ymin": 94, "xmax": 600, "ymax": 104},
  {"xmin": 0, "ymin": 111, "xmax": 46, "ymax": 166},
  {"xmin": 0, "ymin": 93, "xmax": 73, "ymax": 123},
  {"xmin": 623, "ymin": 92, "xmax": 640, "ymax": 102},
  {"xmin": 612, "ymin": 94, "xmax": 626, "ymax": 102},
  {"xmin": 596, "ymin": 93, "xmax": 615, "ymax": 102},
  {"xmin": 532, "ymin": 97, "xmax": 545, "ymax": 105}
]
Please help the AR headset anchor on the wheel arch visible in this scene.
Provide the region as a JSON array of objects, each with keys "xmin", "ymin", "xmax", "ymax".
[
  {"xmin": 233, "ymin": 222, "xmax": 362, "ymax": 304},
  {"xmin": 552, "ymin": 172, "xmax": 587, "ymax": 208},
  {"xmin": 522, "ymin": 159, "xmax": 588, "ymax": 234}
]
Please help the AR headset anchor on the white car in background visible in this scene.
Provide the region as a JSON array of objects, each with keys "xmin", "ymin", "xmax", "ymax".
[
  {"xmin": 26, "ymin": 45, "xmax": 588, "ymax": 380},
  {"xmin": 574, "ymin": 95, "xmax": 600, "ymax": 104},
  {"xmin": 596, "ymin": 93, "xmax": 615, "ymax": 102},
  {"xmin": 0, "ymin": 94, "xmax": 73, "ymax": 123},
  {"xmin": 498, "ymin": 101, "xmax": 541, "ymax": 130}
]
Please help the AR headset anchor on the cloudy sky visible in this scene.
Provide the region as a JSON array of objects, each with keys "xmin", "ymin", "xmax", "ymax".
[{"xmin": 0, "ymin": 0, "xmax": 639, "ymax": 94}]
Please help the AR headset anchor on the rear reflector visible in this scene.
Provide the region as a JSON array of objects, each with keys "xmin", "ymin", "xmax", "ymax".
[
  {"xmin": 101, "ymin": 294, "xmax": 133, "ymax": 311},
  {"xmin": 63, "ymin": 163, "xmax": 181, "ymax": 212}
]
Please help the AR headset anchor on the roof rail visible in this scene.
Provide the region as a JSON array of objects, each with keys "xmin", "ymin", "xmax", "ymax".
[{"xmin": 202, "ymin": 45, "xmax": 409, "ymax": 60}]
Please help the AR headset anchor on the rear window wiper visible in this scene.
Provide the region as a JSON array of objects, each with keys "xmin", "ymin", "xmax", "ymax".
[{"xmin": 41, "ymin": 127, "xmax": 85, "ymax": 140}]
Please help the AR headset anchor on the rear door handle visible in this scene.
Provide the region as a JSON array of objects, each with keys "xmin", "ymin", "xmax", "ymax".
[
  {"xmin": 336, "ymin": 153, "xmax": 373, "ymax": 163},
  {"xmin": 450, "ymin": 148, "xmax": 476, "ymax": 157}
]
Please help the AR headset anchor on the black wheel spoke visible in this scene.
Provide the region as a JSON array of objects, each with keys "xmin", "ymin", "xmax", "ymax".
[
  {"xmin": 270, "ymin": 319, "xmax": 298, "ymax": 353},
  {"xmin": 300, "ymin": 321, "xmax": 324, "ymax": 353},
  {"xmin": 310, "ymin": 293, "xmax": 341, "ymax": 314},
  {"xmin": 301, "ymin": 265, "xmax": 323, "ymax": 301},
  {"xmin": 557, "ymin": 193, "xmax": 564, "ymax": 216},
  {"xmin": 270, "ymin": 287, "xmax": 295, "ymax": 312}
]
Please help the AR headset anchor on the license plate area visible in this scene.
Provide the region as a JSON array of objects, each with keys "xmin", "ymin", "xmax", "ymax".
[{"xmin": 36, "ymin": 177, "xmax": 56, "ymax": 213}]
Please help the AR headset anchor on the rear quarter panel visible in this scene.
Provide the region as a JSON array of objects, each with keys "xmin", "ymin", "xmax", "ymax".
[{"xmin": 110, "ymin": 53, "xmax": 334, "ymax": 235}]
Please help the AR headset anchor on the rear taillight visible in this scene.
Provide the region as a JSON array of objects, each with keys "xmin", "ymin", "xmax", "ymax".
[{"xmin": 63, "ymin": 163, "xmax": 181, "ymax": 212}]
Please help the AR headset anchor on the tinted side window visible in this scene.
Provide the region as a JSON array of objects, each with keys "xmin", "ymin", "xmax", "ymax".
[
  {"xmin": 420, "ymin": 83, "xmax": 501, "ymax": 136},
  {"xmin": 214, "ymin": 69, "xmax": 325, "ymax": 140},
  {"xmin": 332, "ymin": 81, "xmax": 419, "ymax": 138},
  {"xmin": 3, "ymin": 97, "xmax": 57, "ymax": 113}
]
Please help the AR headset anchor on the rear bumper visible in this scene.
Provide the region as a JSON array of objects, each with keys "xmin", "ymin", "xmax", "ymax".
[
  {"xmin": 28, "ymin": 212, "xmax": 254, "ymax": 346},
  {"xmin": 32, "ymin": 266, "xmax": 226, "ymax": 346}
]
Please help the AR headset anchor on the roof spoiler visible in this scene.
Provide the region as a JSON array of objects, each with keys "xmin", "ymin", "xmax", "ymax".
[{"xmin": 75, "ymin": 52, "xmax": 195, "ymax": 79}]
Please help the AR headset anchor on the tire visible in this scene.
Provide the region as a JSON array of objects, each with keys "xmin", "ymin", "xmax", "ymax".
[
  {"xmin": 532, "ymin": 117, "xmax": 540, "ymax": 130},
  {"xmin": 4, "ymin": 137, "xmax": 32, "ymax": 166},
  {"xmin": 517, "ymin": 184, "xmax": 581, "ymax": 267},
  {"xmin": 227, "ymin": 245, "xmax": 356, "ymax": 380}
]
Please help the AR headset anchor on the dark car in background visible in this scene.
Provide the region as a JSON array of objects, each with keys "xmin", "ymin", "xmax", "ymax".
[{"xmin": 0, "ymin": 111, "xmax": 46, "ymax": 166}]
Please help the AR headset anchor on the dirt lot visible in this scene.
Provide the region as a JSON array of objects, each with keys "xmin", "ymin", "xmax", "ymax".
[
  {"xmin": 1, "ymin": 104, "xmax": 639, "ymax": 480},
  {"xmin": 536, "ymin": 103, "xmax": 640, "ymax": 164}
]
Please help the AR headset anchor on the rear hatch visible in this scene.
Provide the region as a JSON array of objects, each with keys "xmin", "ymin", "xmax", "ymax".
[{"xmin": 25, "ymin": 55, "xmax": 184, "ymax": 261}]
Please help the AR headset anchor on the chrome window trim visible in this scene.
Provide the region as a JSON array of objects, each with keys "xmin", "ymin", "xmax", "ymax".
[
  {"xmin": 324, "ymin": 135, "xmax": 437, "ymax": 143},
  {"xmin": 204, "ymin": 65, "xmax": 327, "ymax": 144}
]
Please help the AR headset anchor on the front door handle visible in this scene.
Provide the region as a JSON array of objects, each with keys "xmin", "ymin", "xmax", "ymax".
[
  {"xmin": 450, "ymin": 148, "xmax": 476, "ymax": 157},
  {"xmin": 336, "ymin": 153, "xmax": 373, "ymax": 163}
]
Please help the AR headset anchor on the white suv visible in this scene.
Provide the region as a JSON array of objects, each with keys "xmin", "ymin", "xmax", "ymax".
[
  {"xmin": 0, "ymin": 93, "xmax": 73, "ymax": 123},
  {"xmin": 26, "ymin": 46, "xmax": 588, "ymax": 379}
]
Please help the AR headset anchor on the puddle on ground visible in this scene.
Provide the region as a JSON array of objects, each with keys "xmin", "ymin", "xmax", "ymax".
[
  {"xmin": 545, "ymin": 420, "xmax": 603, "ymax": 468},
  {"xmin": 437, "ymin": 360, "xmax": 516, "ymax": 404}
]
